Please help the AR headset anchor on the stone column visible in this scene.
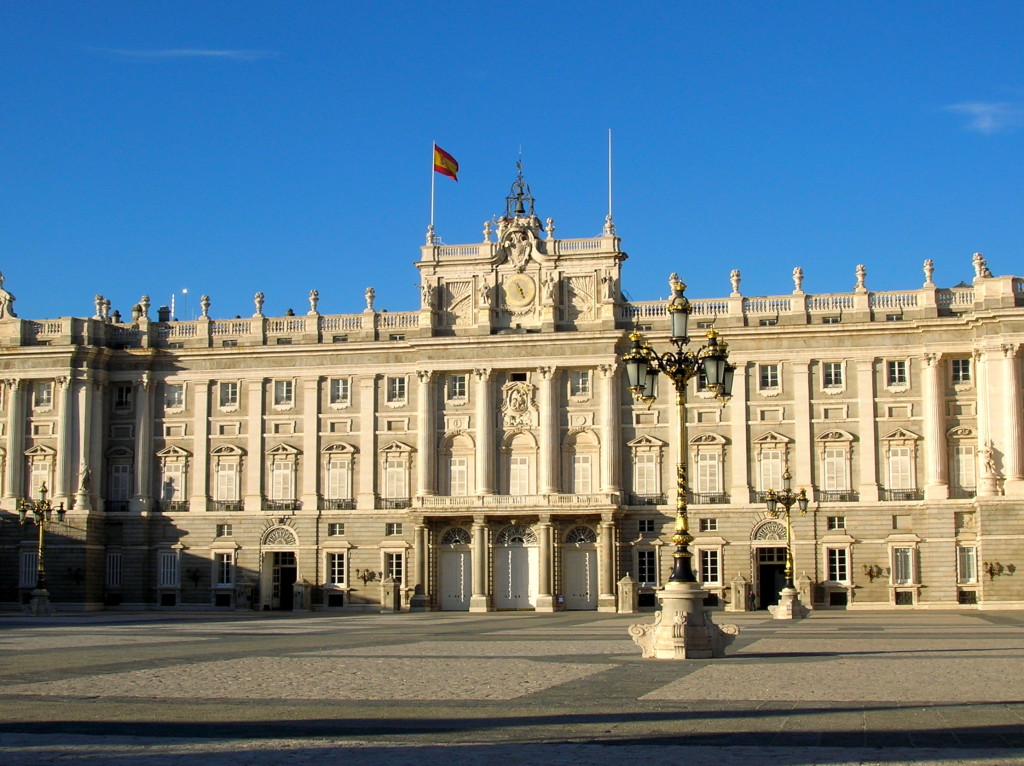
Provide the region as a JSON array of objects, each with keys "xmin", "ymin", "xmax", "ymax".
[
  {"xmin": 728, "ymin": 363, "xmax": 751, "ymax": 502},
  {"xmin": 190, "ymin": 381, "xmax": 210, "ymax": 511},
  {"xmin": 54, "ymin": 376, "xmax": 73, "ymax": 505},
  {"xmin": 410, "ymin": 522, "xmax": 429, "ymax": 610},
  {"xmin": 469, "ymin": 515, "xmax": 490, "ymax": 612},
  {"xmin": 474, "ymin": 369, "xmax": 494, "ymax": 495},
  {"xmin": 535, "ymin": 516, "xmax": 554, "ymax": 611},
  {"xmin": 357, "ymin": 375, "xmax": 378, "ymax": 508},
  {"xmin": 75, "ymin": 378, "xmax": 95, "ymax": 510},
  {"xmin": 922, "ymin": 353, "xmax": 949, "ymax": 499},
  {"xmin": 975, "ymin": 349, "xmax": 997, "ymax": 497},
  {"xmin": 1002, "ymin": 345, "xmax": 1024, "ymax": 494},
  {"xmin": 244, "ymin": 378, "xmax": 264, "ymax": 511},
  {"xmin": 301, "ymin": 378, "xmax": 320, "ymax": 510},
  {"xmin": 4, "ymin": 379, "xmax": 24, "ymax": 504},
  {"xmin": 598, "ymin": 515, "xmax": 617, "ymax": 612},
  {"xmin": 792, "ymin": 362, "xmax": 813, "ymax": 489},
  {"xmin": 538, "ymin": 367, "xmax": 559, "ymax": 494},
  {"xmin": 132, "ymin": 375, "xmax": 154, "ymax": 512},
  {"xmin": 598, "ymin": 363, "xmax": 621, "ymax": 494},
  {"xmin": 416, "ymin": 371, "xmax": 436, "ymax": 496},
  {"xmin": 856, "ymin": 359, "xmax": 879, "ymax": 501}
]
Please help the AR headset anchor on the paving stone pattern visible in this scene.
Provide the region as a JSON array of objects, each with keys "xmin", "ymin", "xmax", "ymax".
[{"xmin": 0, "ymin": 609, "xmax": 1022, "ymax": 765}]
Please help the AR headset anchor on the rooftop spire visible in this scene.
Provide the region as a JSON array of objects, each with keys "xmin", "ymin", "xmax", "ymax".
[{"xmin": 505, "ymin": 159, "xmax": 536, "ymax": 219}]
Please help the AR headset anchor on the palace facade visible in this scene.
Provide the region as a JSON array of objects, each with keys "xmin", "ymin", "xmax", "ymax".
[{"xmin": 2, "ymin": 175, "xmax": 1024, "ymax": 612}]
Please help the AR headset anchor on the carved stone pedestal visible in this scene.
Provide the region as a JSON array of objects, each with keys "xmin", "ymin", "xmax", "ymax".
[
  {"xmin": 27, "ymin": 588, "xmax": 53, "ymax": 617},
  {"xmin": 628, "ymin": 581, "xmax": 739, "ymax": 659},
  {"xmin": 768, "ymin": 587, "xmax": 810, "ymax": 620}
]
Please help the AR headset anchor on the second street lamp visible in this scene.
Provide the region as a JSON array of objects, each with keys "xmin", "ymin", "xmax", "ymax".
[
  {"xmin": 764, "ymin": 467, "xmax": 810, "ymax": 620},
  {"xmin": 625, "ymin": 273, "xmax": 740, "ymax": 659},
  {"xmin": 17, "ymin": 481, "xmax": 66, "ymax": 616}
]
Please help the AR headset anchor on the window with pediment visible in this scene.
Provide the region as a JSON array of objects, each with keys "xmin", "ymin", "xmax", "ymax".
[
  {"xmin": 753, "ymin": 432, "xmax": 790, "ymax": 497},
  {"xmin": 881, "ymin": 428, "xmax": 920, "ymax": 499},
  {"xmin": 564, "ymin": 429, "xmax": 599, "ymax": 495},
  {"xmin": 266, "ymin": 444, "xmax": 300, "ymax": 505},
  {"xmin": 690, "ymin": 433, "xmax": 726, "ymax": 501},
  {"xmin": 628, "ymin": 435, "xmax": 665, "ymax": 504},
  {"xmin": 322, "ymin": 443, "xmax": 355, "ymax": 507},
  {"xmin": 816, "ymin": 430, "xmax": 854, "ymax": 500},
  {"xmin": 440, "ymin": 433, "xmax": 474, "ymax": 497},
  {"xmin": 502, "ymin": 432, "xmax": 537, "ymax": 496},
  {"xmin": 156, "ymin": 446, "xmax": 190, "ymax": 510}
]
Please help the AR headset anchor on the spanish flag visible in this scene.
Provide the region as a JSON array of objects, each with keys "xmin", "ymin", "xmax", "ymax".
[{"xmin": 433, "ymin": 144, "xmax": 459, "ymax": 182}]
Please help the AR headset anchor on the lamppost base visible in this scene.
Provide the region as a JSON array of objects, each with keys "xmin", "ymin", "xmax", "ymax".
[
  {"xmin": 628, "ymin": 581, "xmax": 740, "ymax": 659},
  {"xmin": 768, "ymin": 587, "xmax": 809, "ymax": 620},
  {"xmin": 27, "ymin": 588, "xmax": 53, "ymax": 617}
]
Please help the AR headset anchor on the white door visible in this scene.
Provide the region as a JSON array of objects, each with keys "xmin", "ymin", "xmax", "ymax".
[
  {"xmin": 563, "ymin": 549, "xmax": 597, "ymax": 610},
  {"xmin": 494, "ymin": 546, "xmax": 538, "ymax": 609},
  {"xmin": 440, "ymin": 549, "xmax": 471, "ymax": 611}
]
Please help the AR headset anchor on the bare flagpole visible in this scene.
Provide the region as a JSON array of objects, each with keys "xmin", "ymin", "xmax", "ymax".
[
  {"xmin": 428, "ymin": 142, "xmax": 436, "ymax": 244},
  {"xmin": 605, "ymin": 129, "xmax": 615, "ymax": 235}
]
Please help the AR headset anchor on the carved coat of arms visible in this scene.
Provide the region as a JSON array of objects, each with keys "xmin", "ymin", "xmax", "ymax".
[{"xmin": 501, "ymin": 381, "xmax": 535, "ymax": 428}]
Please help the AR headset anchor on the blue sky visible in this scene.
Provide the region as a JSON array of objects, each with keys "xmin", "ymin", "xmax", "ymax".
[{"xmin": 2, "ymin": 2, "xmax": 1023, "ymax": 320}]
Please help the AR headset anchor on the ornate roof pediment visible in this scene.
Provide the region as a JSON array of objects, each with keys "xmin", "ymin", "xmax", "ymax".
[
  {"xmin": 380, "ymin": 440, "xmax": 413, "ymax": 454},
  {"xmin": 266, "ymin": 443, "xmax": 301, "ymax": 456},
  {"xmin": 322, "ymin": 442, "xmax": 357, "ymax": 454},
  {"xmin": 211, "ymin": 444, "xmax": 245, "ymax": 456},
  {"xmin": 156, "ymin": 445, "xmax": 191, "ymax": 458},
  {"xmin": 817, "ymin": 429, "xmax": 854, "ymax": 442},
  {"xmin": 24, "ymin": 444, "xmax": 56, "ymax": 456},
  {"xmin": 690, "ymin": 433, "xmax": 727, "ymax": 445},
  {"xmin": 881, "ymin": 428, "xmax": 920, "ymax": 441},
  {"xmin": 627, "ymin": 435, "xmax": 667, "ymax": 449},
  {"xmin": 753, "ymin": 431, "xmax": 790, "ymax": 444}
]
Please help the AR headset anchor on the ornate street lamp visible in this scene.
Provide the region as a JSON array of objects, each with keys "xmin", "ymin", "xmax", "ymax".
[
  {"xmin": 625, "ymin": 273, "xmax": 740, "ymax": 659},
  {"xmin": 763, "ymin": 467, "xmax": 810, "ymax": 619},
  {"xmin": 17, "ymin": 482, "xmax": 66, "ymax": 616}
]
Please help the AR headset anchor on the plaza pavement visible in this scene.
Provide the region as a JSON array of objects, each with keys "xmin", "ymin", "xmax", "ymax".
[{"xmin": 0, "ymin": 607, "xmax": 1022, "ymax": 765}]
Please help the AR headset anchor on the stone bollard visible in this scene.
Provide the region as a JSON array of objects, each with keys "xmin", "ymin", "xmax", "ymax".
[
  {"xmin": 727, "ymin": 573, "xmax": 751, "ymax": 612},
  {"xmin": 796, "ymin": 572, "xmax": 814, "ymax": 611},
  {"xmin": 380, "ymin": 576, "xmax": 401, "ymax": 614},
  {"xmin": 617, "ymin": 573, "xmax": 638, "ymax": 614}
]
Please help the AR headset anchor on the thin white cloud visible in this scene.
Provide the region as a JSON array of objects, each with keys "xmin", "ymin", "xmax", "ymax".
[
  {"xmin": 945, "ymin": 101, "xmax": 1024, "ymax": 135},
  {"xmin": 92, "ymin": 48, "xmax": 277, "ymax": 62}
]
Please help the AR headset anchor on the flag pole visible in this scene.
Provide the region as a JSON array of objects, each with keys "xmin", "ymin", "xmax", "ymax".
[
  {"xmin": 428, "ymin": 142, "xmax": 436, "ymax": 244},
  {"xmin": 604, "ymin": 129, "xmax": 615, "ymax": 235}
]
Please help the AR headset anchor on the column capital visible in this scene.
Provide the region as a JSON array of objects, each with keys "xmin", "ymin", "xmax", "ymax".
[
  {"xmin": 473, "ymin": 368, "xmax": 492, "ymax": 381},
  {"xmin": 5, "ymin": 378, "xmax": 20, "ymax": 391},
  {"xmin": 416, "ymin": 370, "xmax": 434, "ymax": 384},
  {"xmin": 537, "ymin": 366, "xmax": 556, "ymax": 380},
  {"xmin": 598, "ymin": 362, "xmax": 618, "ymax": 378},
  {"xmin": 923, "ymin": 352, "xmax": 944, "ymax": 368},
  {"xmin": 1002, "ymin": 343, "xmax": 1020, "ymax": 359},
  {"xmin": 134, "ymin": 373, "xmax": 152, "ymax": 391}
]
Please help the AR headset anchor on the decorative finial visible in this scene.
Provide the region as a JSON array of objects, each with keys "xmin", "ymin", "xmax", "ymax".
[
  {"xmin": 200, "ymin": 295, "xmax": 211, "ymax": 317},
  {"xmin": 308, "ymin": 289, "xmax": 319, "ymax": 316},
  {"xmin": 855, "ymin": 264, "xmax": 867, "ymax": 293},
  {"xmin": 365, "ymin": 287, "xmax": 375, "ymax": 311},
  {"xmin": 729, "ymin": 269, "xmax": 741, "ymax": 296},
  {"xmin": 973, "ymin": 252, "xmax": 992, "ymax": 278},
  {"xmin": 923, "ymin": 259, "xmax": 935, "ymax": 287},
  {"xmin": 792, "ymin": 267, "xmax": 804, "ymax": 294},
  {"xmin": 253, "ymin": 292, "xmax": 264, "ymax": 317}
]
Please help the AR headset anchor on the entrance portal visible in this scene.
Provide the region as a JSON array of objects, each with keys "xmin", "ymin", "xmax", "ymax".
[
  {"xmin": 493, "ymin": 524, "xmax": 538, "ymax": 610},
  {"xmin": 757, "ymin": 546, "xmax": 787, "ymax": 609},
  {"xmin": 272, "ymin": 551, "xmax": 297, "ymax": 610}
]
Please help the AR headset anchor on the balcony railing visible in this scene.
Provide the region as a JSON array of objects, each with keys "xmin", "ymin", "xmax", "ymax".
[
  {"xmin": 750, "ymin": 490, "xmax": 774, "ymax": 503},
  {"xmin": 881, "ymin": 488, "xmax": 924, "ymax": 502},
  {"xmin": 106, "ymin": 500, "xmax": 130, "ymax": 512},
  {"xmin": 688, "ymin": 491, "xmax": 729, "ymax": 505},
  {"xmin": 815, "ymin": 490, "xmax": 859, "ymax": 503},
  {"xmin": 157, "ymin": 500, "xmax": 190, "ymax": 512},
  {"xmin": 209, "ymin": 500, "xmax": 243, "ymax": 512},
  {"xmin": 323, "ymin": 498, "xmax": 355, "ymax": 510},
  {"xmin": 627, "ymin": 493, "xmax": 667, "ymax": 506},
  {"xmin": 949, "ymin": 486, "xmax": 977, "ymax": 499},
  {"xmin": 377, "ymin": 497, "xmax": 411, "ymax": 510},
  {"xmin": 263, "ymin": 499, "xmax": 302, "ymax": 511}
]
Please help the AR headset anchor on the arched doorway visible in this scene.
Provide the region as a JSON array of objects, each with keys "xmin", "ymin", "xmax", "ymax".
[
  {"xmin": 752, "ymin": 519, "xmax": 788, "ymax": 610},
  {"xmin": 562, "ymin": 525, "xmax": 598, "ymax": 610},
  {"xmin": 494, "ymin": 524, "xmax": 538, "ymax": 610},
  {"xmin": 261, "ymin": 526, "xmax": 298, "ymax": 610},
  {"xmin": 439, "ymin": 527, "xmax": 472, "ymax": 611}
]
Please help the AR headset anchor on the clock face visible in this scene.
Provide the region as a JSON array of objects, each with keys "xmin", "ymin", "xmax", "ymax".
[{"xmin": 504, "ymin": 275, "xmax": 536, "ymax": 307}]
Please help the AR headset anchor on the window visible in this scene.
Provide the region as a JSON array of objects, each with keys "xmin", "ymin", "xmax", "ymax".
[
  {"xmin": 221, "ymin": 339, "xmax": 238, "ymax": 348},
  {"xmin": 759, "ymin": 318, "xmax": 777, "ymax": 327},
  {"xmin": 114, "ymin": 384, "xmax": 132, "ymax": 411},
  {"xmin": 892, "ymin": 547, "xmax": 914, "ymax": 585},
  {"xmin": 389, "ymin": 334, "xmax": 406, "ymax": 341},
  {"xmin": 823, "ymin": 448, "xmax": 849, "ymax": 491},
  {"xmin": 699, "ymin": 549, "xmax": 720, "ymax": 584},
  {"xmin": 326, "ymin": 458, "xmax": 352, "ymax": 501},
  {"xmin": 106, "ymin": 552, "xmax": 122, "ymax": 588},
  {"xmin": 270, "ymin": 460, "xmax": 295, "ymax": 501},
  {"xmin": 216, "ymin": 524, "xmax": 233, "ymax": 537},
  {"xmin": 214, "ymin": 552, "xmax": 234, "ymax": 586},
  {"xmin": 383, "ymin": 455, "xmax": 408, "ymax": 499},
  {"xmin": 28, "ymin": 461, "xmax": 51, "ymax": 499},
  {"xmin": 633, "ymin": 452, "xmax": 658, "ymax": 496},
  {"xmin": 822, "ymin": 316, "xmax": 841, "ymax": 324},
  {"xmin": 572, "ymin": 454, "xmax": 592, "ymax": 494},
  {"xmin": 384, "ymin": 551, "xmax": 404, "ymax": 583},
  {"xmin": 273, "ymin": 380, "xmax": 294, "ymax": 406},
  {"xmin": 328, "ymin": 522, "xmax": 345, "ymax": 536},
  {"xmin": 885, "ymin": 314, "xmax": 903, "ymax": 322},
  {"xmin": 386, "ymin": 522, "xmax": 403, "ymax": 536},
  {"xmin": 448, "ymin": 374, "xmax": 467, "ymax": 401},
  {"xmin": 328, "ymin": 552, "xmax": 346, "ymax": 585},
  {"xmin": 638, "ymin": 519, "xmax": 655, "ymax": 533},
  {"xmin": 698, "ymin": 518, "xmax": 718, "ymax": 532},
  {"xmin": 952, "ymin": 358, "xmax": 971, "ymax": 384},
  {"xmin": 822, "ymin": 362, "xmax": 843, "ymax": 388},
  {"xmin": 20, "ymin": 551, "xmax": 38, "ymax": 588},
  {"xmin": 449, "ymin": 457, "xmax": 469, "ymax": 496},
  {"xmin": 33, "ymin": 381, "xmax": 53, "ymax": 408},
  {"xmin": 386, "ymin": 376, "xmax": 407, "ymax": 404},
  {"xmin": 760, "ymin": 449, "xmax": 783, "ymax": 491},
  {"xmin": 219, "ymin": 382, "xmax": 238, "ymax": 408},
  {"xmin": 888, "ymin": 446, "xmax": 914, "ymax": 489},
  {"xmin": 826, "ymin": 516, "xmax": 846, "ymax": 531},
  {"xmin": 826, "ymin": 548, "xmax": 848, "ymax": 582},
  {"xmin": 165, "ymin": 383, "xmax": 184, "ymax": 409},
  {"xmin": 958, "ymin": 545, "xmax": 978, "ymax": 584},
  {"xmin": 759, "ymin": 364, "xmax": 779, "ymax": 390},
  {"xmin": 329, "ymin": 378, "xmax": 351, "ymax": 406},
  {"xmin": 509, "ymin": 372, "xmax": 527, "ymax": 382},
  {"xmin": 570, "ymin": 371, "xmax": 591, "ymax": 397},
  {"xmin": 276, "ymin": 338, "xmax": 292, "ymax": 346},
  {"xmin": 637, "ymin": 549, "xmax": 657, "ymax": 586},
  {"xmin": 886, "ymin": 360, "xmax": 908, "ymax": 387},
  {"xmin": 158, "ymin": 551, "xmax": 179, "ymax": 588},
  {"xmin": 954, "ymin": 445, "xmax": 976, "ymax": 489},
  {"xmin": 109, "ymin": 463, "xmax": 132, "ymax": 502},
  {"xmin": 509, "ymin": 456, "xmax": 530, "ymax": 495},
  {"xmin": 215, "ymin": 462, "xmax": 239, "ymax": 502},
  {"xmin": 160, "ymin": 462, "xmax": 185, "ymax": 504},
  {"xmin": 695, "ymin": 452, "xmax": 721, "ymax": 494}
]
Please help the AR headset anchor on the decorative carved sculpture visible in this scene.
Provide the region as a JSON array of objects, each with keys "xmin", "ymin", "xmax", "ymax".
[
  {"xmin": 730, "ymin": 269, "xmax": 741, "ymax": 296},
  {"xmin": 923, "ymin": 259, "xmax": 935, "ymax": 287},
  {"xmin": 792, "ymin": 267, "xmax": 804, "ymax": 293},
  {"xmin": 308, "ymin": 289, "xmax": 319, "ymax": 315},
  {"xmin": 855, "ymin": 264, "xmax": 867, "ymax": 292},
  {"xmin": 0, "ymin": 273, "xmax": 17, "ymax": 319},
  {"xmin": 973, "ymin": 252, "xmax": 993, "ymax": 279},
  {"xmin": 365, "ymin": 287, "xmax": 375, "ymax": 311},
  {"xmin": 253, "ymin": 292, "xmax": 265, "ymax": 317}
]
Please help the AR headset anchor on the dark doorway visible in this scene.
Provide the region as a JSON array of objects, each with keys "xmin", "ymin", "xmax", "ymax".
[
  {"xmin": 272, "ymin": 551, "xmax": 297, "ymax": 611},
  {"xmin": 757, "ymin": 546, "xmax": 787, "ymax": 609}
]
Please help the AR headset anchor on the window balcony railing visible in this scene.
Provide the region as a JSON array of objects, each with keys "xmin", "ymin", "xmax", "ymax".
[
  {"xmin": 626, "ymin": 493, "xmax": 667, "ymax": 506},
  {"xmin": 323, "ymin": 498, "xmax": 355, "ymax": 510},
  {"xmin": 815, "ymin": 490, "xmax": 859, "ymax": 503},
  {"xmin": 880, "ymin": 488, "xmax": 923, "ymax": 502},
  {"xmin": 949, "ymin": 486, "xmax": 977, "ymax": 499},
  {"xmin": 377, "ymin": 497, "xmax": 411, "ymax": 510},
  {"xmin": 263, "ymin": 499, "xmax": 302, "ymax": 511},
  {"xmin": 106, "ymin": 500, "xmax": 130, "ymax": 512},
  {"xmin": 750, "ymin": 490, "xmax": 774, "ymax": 503},
  {"xmin": 157, "ymin": 500, "xmax": 191, "ymax": 512},
  {"xmin": 688, "ymin": 491, "xmax": 729, "ymax": 505},
  {"xmin": 209, "ymin": 500, "xmax": 243, "ymax": 512}
]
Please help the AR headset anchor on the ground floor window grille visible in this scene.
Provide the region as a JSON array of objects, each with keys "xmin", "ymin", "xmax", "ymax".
[
  {"xmin": 158, "ymin": 551, "xmax": 179, "ymax": 588},
  {"xmin": 106, "ymin": 552, "xmax": 122, "ymax": 588},
  {"xmin": 20, "ymin": 551, "xmax": 38, "ymax": 588}
]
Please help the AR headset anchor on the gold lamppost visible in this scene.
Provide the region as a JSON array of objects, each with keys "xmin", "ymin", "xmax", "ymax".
[
  {"xmin": 624, "ymin": 273, "xmax": 740, "ymax": 659},
  {"xmin": 17, "ymin": 482, "xmax": 66, "ymax": 616},
  {"xmin": 764, "ymin": 467, "xmax": 810, "ymax": 619}
]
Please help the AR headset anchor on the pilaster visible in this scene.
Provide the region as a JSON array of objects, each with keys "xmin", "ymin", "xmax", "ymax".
[
  {"xmin": 922, "ymin": 353, "xmax": 949, "ymax": 499},
  {"xmin": 856, "ymin": 359, "xmax": 879, "ymax": 501},
  {"xmin": 410, "ymin": 523, "xmax": 429, "ymax": 610},
  {"xmin": 131, "ymin": 374, "xmax": 153, "ymax": 512},
  {"xmin": 538, "ymin": 366, "xmax": 559, "ymax": 494},
  {"xmin": 189, "ymin": 381, "xmax": 210, "ymax": 511},
  {"xmin": 792, "ymin": 362, "xmax": 813, "ymax": 489},
  {"xmin": 598, "ymin": 363, "xmax": 621, "ymax": 493},
  {"xmin": 357, "ymin": 375, "xmax": 378, "ymax": 508},
  {"xmin": 416, "ymin": 370, "xmax": 436, "ymax": 496},
  {"xmin": 474, "ymin": 369, "xmax": 494, "ymax": 495},
  {"xmin": 244, "ymin": 378, "xmax": 264, "ymax": 511},
  {"xmin": 469, "ymin": 515, "xmax": 490, "ymax": 612},
  {"xmin": 1002, "ymin": 344, "xmax": 1024, "ymax": 494},
  {"xmin": 4, "ymin": 379, "xmax": 24, "ymax": 505},
  {"xmin": 300, "ymin": 377, "xmax": 320, "ymax": 510},
  {"xmin": 535, "ymin": 517, "xmax": 555, "ymax": 612},
  {"xmin": 54, "ymin": 375, "xmax": 73, "ymax": 505},
  {"xmin": 598, "ymin": 515, "xmax": 617, "ymax": 612},
  {"xmin": 728, "ymin": 363, "xmax": 751, "ymax": 501}
]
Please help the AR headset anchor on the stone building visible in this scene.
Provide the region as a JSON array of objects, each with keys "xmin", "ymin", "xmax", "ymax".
[{"xmin": 2, "ymin": 174, "xmax": 1023, "ymax": 612}]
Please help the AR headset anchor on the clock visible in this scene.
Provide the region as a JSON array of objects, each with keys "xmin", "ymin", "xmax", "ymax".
[{"xmin": 504, "ymin": 274, "xmax": 536, "ymax": 307}]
